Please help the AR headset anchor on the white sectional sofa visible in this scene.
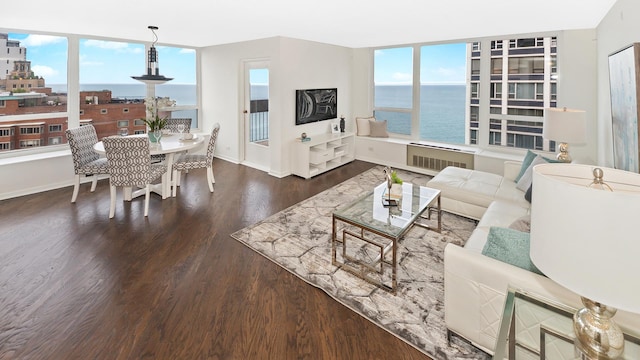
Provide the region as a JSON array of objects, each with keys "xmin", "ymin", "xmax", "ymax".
[{"xmin": 426, "ymin": 161, "xmax": 640, "ymax": 355}]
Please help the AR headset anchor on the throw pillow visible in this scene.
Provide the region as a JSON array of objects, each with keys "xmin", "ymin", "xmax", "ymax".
[
  {"xmin": 515, "ymin": 150, "xmax": 538, "ymax": 183},
  {"xmin": 482, "ymin": 227, "xmax": 543, "ymax": 275},
  {"xmin": 369, "ymin": 119, "xmax": 389, "ymax": 138},
  {"xmin": 508, "ymin": 215, "xmax": 531, "ymax": 233},
  {"xmin": 356, "ymin": 116, "xmax": 374, "ymax": 136},
  {"xmin": 516, "ymin": 155, "xmax": 547, "ymax": 192}
]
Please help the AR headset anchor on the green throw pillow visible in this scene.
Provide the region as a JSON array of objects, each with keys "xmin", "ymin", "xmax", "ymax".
[
  {"xmin": 515, "ymin": 150, "xmax": 538, "ymax": 183},
  {"xmin": 515, "ymin": 150, "xmax": 562, "ymax": 183},
  {"xmin": 481, "ymin": 227, "xmax": 544, "ymax": 275}
]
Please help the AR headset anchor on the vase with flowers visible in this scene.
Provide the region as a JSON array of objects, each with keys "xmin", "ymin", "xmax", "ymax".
[{"xmin": 142, "ymin": 96, "xmax": 173, "ymax": 143}]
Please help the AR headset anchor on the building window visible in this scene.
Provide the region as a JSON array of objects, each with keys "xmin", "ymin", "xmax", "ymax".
[
  {"xmin": 19, "ymin": 139, "xmax": 41, "ymax": 148},
  {"xmin": 20, "ymin": 126, "xmax": 42, "ymax": 134},
  {"xmin": 79, "ymin": 110, "xmax": 84, "ymax": 115},
  {"xmin": 0, "ymin": 100, "xmax": 5, "ymax": 107},
  {"xmin": 48, "ymin": 136, "xmax": 62, "ymax": 145},
  {"xmin": 123, "ymin": 108, "xmax": 129, "ymax": 113},
  {"xmin": 134, "ymin": 130, "xmax": 146, "ymax": 135},
  {"xmin": 134, "ymin": 119, "xmax": 146, "ymax": 126},
  {"xmin": 0, "ymin": 129, "xmax": 10, "ymax": 136},
  {"xmin": 49, "ymin": 124, "xmax": 63, "ymax": 132},
  {"xmin": 117, "ymin": 120, "xmax": 129, "ymax": 127},
  {"xmin": 100, "ymin": 109, "xmax": 107, "ymax": 114},
  {"xmin": 490, "ymin": 82, "xmax": 502, "ymax": 99},
  {"xmin": 0, "ymin": 142, "xmax": 10, "ymax": 150}
]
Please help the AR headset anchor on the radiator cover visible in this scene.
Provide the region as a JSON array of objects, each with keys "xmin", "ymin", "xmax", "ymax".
[{"xmin": 407, "ymin": 143, "xmax": 475, "ymax": 171}]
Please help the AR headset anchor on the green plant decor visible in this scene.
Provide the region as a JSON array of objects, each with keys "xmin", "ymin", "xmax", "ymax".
[
  {"xmin": 142, "ymin": 115, "xmax": 167, "ymax": 132},
  {"xmin": 390, "ymin": 170, "xmax": 403, "ymax": 184}
]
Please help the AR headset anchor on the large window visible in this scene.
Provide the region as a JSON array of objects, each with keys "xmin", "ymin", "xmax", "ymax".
[
  {"xmin": 420, "ymin": 43, "xmax": 467, "ymax": 144},
  {"xmin": 79, "ymin": 39, "xmax": 197, "ymax": 140},
  {"xmin": 372, "ymin": 35, "xmax": 558, "ymax": 152},
  {"xmin": 374, "ymin": 47, "xmax": 412, "ymax": 136},
  {"xmin": 0, "ymin": 32, "xmax": 68, "ymax": 152}
]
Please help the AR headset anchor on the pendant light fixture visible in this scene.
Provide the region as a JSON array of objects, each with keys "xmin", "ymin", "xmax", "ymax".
[{"xmin": 132, "ymin": 25, "xmax": 173, "ymax": 84}]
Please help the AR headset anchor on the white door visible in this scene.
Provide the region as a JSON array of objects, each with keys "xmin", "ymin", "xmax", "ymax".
[{"xmin": 242, "ymin": 61, "xmax": 270, "ymax": 172}]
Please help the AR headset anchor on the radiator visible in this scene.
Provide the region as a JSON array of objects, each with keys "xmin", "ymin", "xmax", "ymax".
[{"xmin": 406, "ymin": 143, "xmax": 475, "ymax": 171}]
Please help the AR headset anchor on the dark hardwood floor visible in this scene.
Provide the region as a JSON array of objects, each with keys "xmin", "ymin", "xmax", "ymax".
[{"xmin": 0, "ymin": 159, "xmax": 434, "ymax": 360}]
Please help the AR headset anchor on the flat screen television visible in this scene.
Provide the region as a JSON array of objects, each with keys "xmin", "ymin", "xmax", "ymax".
[{"xmin": 295, "ymin": 88, "xmax": 337, "ymax": 125}]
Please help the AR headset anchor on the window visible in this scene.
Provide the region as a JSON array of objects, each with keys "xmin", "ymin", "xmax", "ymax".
[
  {"xmin": 20, "ymin": 126, "xmax": 42, "ymax": 134},
  {"xmin": 0, "ymin": 129, "xmax": 10, "ymax": 136},
  {"xmin": 419, "ymin": 43, "xmax": 467, "ymax": 144},
  {"xmin": 0, "ymin": 32, "xmax": 68, "ymax": 153},
  {"xmin": 374, "ymin": 47, "xmax": 413, "ymax": 135},
  {"xmin": 79, "ymin": 39, "xmax": 198, "ymax": 140},
  {"xmin": 0, "ymin": 142, "xmax": 10, "ymax": 150},
  {"xmin": 371, "ymin": 34, "xmax": 558, "ymax": 152},
  {"xmin": 48, "ymin": 136, "xmax": 62, "ymax": 145},
  {"xmin": 134, "ymin": 119, "xmax": 145, "ymax": 126},
  {"xmin": 49, "ymin": 124, "xmax": 62, "ymax": 132}
]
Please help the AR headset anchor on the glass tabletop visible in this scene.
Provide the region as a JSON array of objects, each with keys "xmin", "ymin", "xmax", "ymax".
[{"xmin": 333, "ymin": 182, "xmax": 440, "ymax": 239}]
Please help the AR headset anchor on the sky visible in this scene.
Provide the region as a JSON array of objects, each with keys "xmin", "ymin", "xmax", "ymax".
[
  {"xmin": 9, "ymin": 33, "xmax": 196, "ymax": 85},
  {"xmin": 375, "ymin": 43, "xmax": 467, "ymax": 85},
  {"xmin": 9, "ymin": 32, "xmax": 464, "ymax": 86}
]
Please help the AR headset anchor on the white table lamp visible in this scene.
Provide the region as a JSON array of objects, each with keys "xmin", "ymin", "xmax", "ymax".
[
  {"xmin": 543, "ymin": 107, "xmax": 586, "ymax": 162},
  {"xmin": 530, "ymin": 163, "xmax": 640, "ymax": 358}
]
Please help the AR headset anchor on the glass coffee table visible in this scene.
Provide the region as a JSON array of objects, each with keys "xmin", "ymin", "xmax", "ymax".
[{"xmin": 331, "ymin": 182, "xmax": 441, "ymax": 293}]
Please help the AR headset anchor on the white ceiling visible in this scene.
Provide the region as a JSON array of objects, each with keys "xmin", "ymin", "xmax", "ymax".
[{"xmin": 1, "ymin": 0, "xmax": 617, "ymax": 48}]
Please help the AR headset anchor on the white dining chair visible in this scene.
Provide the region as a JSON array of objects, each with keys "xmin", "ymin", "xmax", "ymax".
[
  {"xmin": 171, "ymin": 123, "xmax": 220, "ymax": 196},
  {"xmin": 65, "ymin": 124, "xmax": 110, "ymax": 203},
  {"xmin": 102, "ymin": 136, "xmax": 168, "ymax": 218}
]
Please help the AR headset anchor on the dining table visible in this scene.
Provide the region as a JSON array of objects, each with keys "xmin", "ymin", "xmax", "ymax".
[{"xmin": 93, "ymin": 133, "xmax": 205, "ymax": 200}]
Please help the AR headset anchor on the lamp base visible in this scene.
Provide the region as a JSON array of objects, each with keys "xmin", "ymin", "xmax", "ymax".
[
  {"xmin": 556, "ymin": 142, "xmax": 572, "ymax": 163},
  {"xmin": 573, "ymin": 297, "xmax": 624, "ymax": 359}
]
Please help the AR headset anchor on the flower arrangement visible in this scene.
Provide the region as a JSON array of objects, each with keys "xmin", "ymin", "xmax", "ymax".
[{"xmin": 141, "ymin": 96, "xmax": 175, "ymax": 131}]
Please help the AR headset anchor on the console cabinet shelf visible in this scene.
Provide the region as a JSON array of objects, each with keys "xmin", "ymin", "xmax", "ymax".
[{"xmin": 292, "ymin": 132, "xmax": 355, "ymax": 179}]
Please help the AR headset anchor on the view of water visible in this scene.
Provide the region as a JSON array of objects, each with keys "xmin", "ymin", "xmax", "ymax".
[
  {"xmin": 375, "ymin": 85, "xmax": 466, "ymax": 144},
  {"xmin": 49, "ymin": 84, "xmax": 464, "ymax": 144}
]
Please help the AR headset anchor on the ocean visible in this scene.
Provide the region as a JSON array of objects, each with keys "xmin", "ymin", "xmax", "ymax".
[{"xmin": 50, "ymin": 84, "xmax": 465, "ymax": 144}]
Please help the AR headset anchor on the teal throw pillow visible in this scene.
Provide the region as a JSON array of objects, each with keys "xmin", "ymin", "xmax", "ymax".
[
  {"xmin": 481, "ymin": 227, "xmax": 544, "ymax": 275},
  {"xmin": 515, "ymin": 150, "xmax": 562, "ymax": 183},
  {"xmin": 515, "ymin": 150, "xmax": 538, "ymax": 183}
]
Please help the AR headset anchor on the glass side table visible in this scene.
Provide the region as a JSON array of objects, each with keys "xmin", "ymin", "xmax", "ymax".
[{"xmin": 493, "ymin": 287, "xmax": 640, "ymax": 360}]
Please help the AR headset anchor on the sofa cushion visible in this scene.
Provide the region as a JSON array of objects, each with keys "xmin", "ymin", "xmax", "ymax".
[
  {"xmin": 427, "ymin": 166, "xmax": 503, "ymax": 209},
  {"xmin": 465, "ymin": 201, "xmax": 529, "ymax": 252},
  {"xmin": 481, "ymin": 227, "xmax": 543, "ymax": 275},
  {"xmin": 508, "ymin": 215, "xmax": 531, "ymax": 232}
]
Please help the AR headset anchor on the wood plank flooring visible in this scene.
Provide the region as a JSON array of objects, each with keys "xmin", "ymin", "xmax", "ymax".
[{"xmin": 0, "ymin": 159, "xmax": 434, "ymax": 360}]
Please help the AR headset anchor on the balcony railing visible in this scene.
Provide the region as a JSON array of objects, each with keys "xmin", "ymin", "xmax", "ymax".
[{"xmin": 250, "ymin": 99, "xmax": 269, "ymax": 143}]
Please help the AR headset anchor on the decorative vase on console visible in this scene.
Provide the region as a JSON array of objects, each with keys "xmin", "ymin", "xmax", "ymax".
[{"xmin": 339, "ymin": 115, "xmax": 345, "ymax": 133}]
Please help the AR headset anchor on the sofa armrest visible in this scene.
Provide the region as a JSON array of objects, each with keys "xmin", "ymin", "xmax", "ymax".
[
  {"xmin": 444, "ymin": 243, "xmax": 583, "ymax": 354},
  {"xmin": 503, "ymin": 161, "xmax": 522, "ymax": 182}
]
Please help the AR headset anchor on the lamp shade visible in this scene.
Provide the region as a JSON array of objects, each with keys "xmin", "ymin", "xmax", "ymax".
[
  {"xmin": 543, "ymin": 107, "xmax": 586, "ymax": 143},
  {"xmin": 530, "ymin": 163, "xmax": 640, "ymax": 314}
]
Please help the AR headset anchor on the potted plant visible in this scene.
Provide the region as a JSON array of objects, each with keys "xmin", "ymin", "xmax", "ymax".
[
  {"xmin": 143, "ymin": 115, "xmax": 167, "ymax": 143},
  {"xmin": 390, "ymin": 170, "xmax": 403, "ymax": 198}
]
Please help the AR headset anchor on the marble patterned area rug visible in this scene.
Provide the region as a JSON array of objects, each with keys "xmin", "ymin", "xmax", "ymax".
[{"xmin": 231, "ymin": 166, "xmax": 490, "ymax": 359}]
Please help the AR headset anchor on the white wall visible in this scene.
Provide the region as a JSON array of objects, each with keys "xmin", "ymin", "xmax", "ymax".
[
  {"xmin": 596, "ymin": 0, "xmax": 640, "ymax": 166},
  {"xmin": 200, "ymin": 36, "xmax": 353, "ymax": 178}
]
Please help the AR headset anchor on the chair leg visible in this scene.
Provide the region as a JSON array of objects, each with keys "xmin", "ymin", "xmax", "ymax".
[
  {"xmin": 144, "ymin": 184, "xmax": 151, "ymax": 217},
  {"xmin": 109, "ymin": 185, "xmax": 117, "ymax": 219},
  {"xmin": 71, "ymin": 174, "xmax": 81, "ymax": 203},
  {"xmin": 207, "ymin": 167, "xmax": 215, "ymax": 193},
  {"xmin": 172, "ymin": 169, "xmax": 179, "ymax": 197},
  {"xmin": 90, "ymin": 175, "xmax": 98, "ymax": 192}
]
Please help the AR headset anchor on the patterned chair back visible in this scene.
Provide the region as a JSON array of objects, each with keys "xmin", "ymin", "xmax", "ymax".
[
  {"xmin": 66, "ymin": 125, "xmax": 100, "ymax": 174},
  {"xmin": 206, "ymin": 123, "xmax": 221, "ymax": 163},
  {"xmin": 165, "ymin": 118, "xmax": 192, "ymax": 133},
  {"xmin": 102, "ymin": 136, "xmax": 152, "ymax": 187}
]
